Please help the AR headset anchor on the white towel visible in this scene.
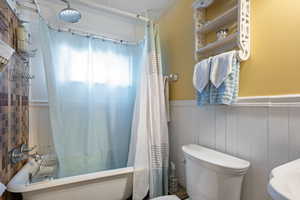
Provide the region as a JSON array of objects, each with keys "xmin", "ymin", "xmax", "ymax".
[
  {"xmin": 0, "ymin": 39, "xmax": 14, "ymax": 60},
  {"xmin": 210, "ymin": 51, "xmax": 236, "ymax": 88},
  {"xmin": 163, "ymin": 76, "xmax": 171, "ymax": 122},
  {"xmin": 0, "ymin": 182, "xmax": 6, "ymax": 197},
  {"xmin": 193, "ymin": 58, "xmax": 211, "ymax": 93},
  {"xmin": 210, "ymin": 51, "xmax": 240, "ymax": 105}
]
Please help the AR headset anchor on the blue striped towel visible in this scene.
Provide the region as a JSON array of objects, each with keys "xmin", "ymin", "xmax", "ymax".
[
  {"xmin": 210, "ymin": 51, "xmax": 240, "ymax": 105},
  {"xmin": 196, "ymin": 84, "xmax": 211, "ymax": 106},
  {"xmin": 193, "ymin": 58, "xmax": 211, "ymax": 106}
]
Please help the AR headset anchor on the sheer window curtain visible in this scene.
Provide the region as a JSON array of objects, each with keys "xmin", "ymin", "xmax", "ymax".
[
  {"xmin": 128, "ymin": 23, "xmax": 169, "ymax": 200},
  {"xmin": 39, "ymin": 19, "xmax": 143, "ymax": 178}
]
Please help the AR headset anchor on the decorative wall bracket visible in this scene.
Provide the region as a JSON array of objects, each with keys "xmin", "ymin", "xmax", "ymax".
[
  {"xmin": 237, "ymin": 0, "xmax": 250, "ymax": 61},
  {"xmin": 193, "ymin": 0, "xmax": 250, "ymax": 61}
]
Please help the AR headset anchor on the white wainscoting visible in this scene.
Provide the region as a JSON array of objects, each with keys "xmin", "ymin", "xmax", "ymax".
[
  {"xmin": 30, "ymin": 99, "xmax": 300, "ymax": 199},
  {"xmin": 29, "ymin": 101, "xmax": 54, "ymax": 153},
  {"xmin": 169, "ymin": 100, "xmax": 300, "ymax": 200}
]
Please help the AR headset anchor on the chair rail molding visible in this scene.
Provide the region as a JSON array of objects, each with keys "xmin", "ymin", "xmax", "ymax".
[
  {"xmin": 29, "ymin": 99, "xmax": 49, "ymax": 107},
  {"xmin": 170, "ymin": 94, "xmax": 300, "ymax": 107}
]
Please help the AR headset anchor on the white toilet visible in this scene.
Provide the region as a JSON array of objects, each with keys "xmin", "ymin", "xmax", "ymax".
[{"xmin": 153, "ymin": 144, "xmax": 250, "ymax": 200}]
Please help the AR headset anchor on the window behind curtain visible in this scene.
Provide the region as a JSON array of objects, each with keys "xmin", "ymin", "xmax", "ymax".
[{"xmin": 58, "ymin": 43, "xmax": 133, "ymax": 87}]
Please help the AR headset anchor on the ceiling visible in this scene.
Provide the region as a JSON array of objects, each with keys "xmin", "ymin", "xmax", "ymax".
[
  {"xmin": 17, "ymin": 0, "xmax": 179, "ymax": 41},
  {"xmin": 70, "ymin": 0, "xmax": 179, "ymax": 20}
]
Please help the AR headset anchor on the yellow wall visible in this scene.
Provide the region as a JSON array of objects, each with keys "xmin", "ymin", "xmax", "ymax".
[{"xmin": 159, "ymin": 0, "xmax": 300, "ymax": 100}]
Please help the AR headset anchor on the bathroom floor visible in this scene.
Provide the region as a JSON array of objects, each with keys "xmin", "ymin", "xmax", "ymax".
[{"xmin": 170, "ymin": 185, "xmax": 189, "ymax": 200}]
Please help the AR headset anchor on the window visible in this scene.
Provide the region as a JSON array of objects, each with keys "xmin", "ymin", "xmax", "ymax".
[{"xmin": 58, "ymin": 45, "xmax": 132, "ymax": 87}]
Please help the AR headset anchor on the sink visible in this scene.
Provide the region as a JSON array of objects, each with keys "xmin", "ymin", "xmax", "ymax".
[{"xmin": 268, "ymin": 159, "xmax": 300, "ymax": 200}]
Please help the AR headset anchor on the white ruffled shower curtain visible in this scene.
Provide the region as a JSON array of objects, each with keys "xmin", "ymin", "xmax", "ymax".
[{"xmin": 128, "ymin": 23, "xmax": 169, "ymax": 200}]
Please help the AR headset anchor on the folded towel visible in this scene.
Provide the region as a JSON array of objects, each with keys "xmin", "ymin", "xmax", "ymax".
[
  {"xmin": 210, "ymin": 51, "xmax": 240, "ymax": 105},
  {"xmin": 194, "ymin": 58, "xmax": 212, "ymax": 106},
  {"xmin": 193, "ymin": 58, "xmax": 211, "ymax": 93},
  {"xmin": 0, "ymin": 39, "xmax": 14, "ymax": 60},
  {"xmin": 163, "ymin": 76, "xmax": 171, "ymax": 122},
  {"xmin": 0, "ymin": 182, "xmax": 6, "ymax": 197},
  {"xmin": 196, "ymin": 84, "xmax": 211, "ymax": 106},
  {"xmin": 210, "ymin": 51, "xmax": 236, "ymax": 88}
]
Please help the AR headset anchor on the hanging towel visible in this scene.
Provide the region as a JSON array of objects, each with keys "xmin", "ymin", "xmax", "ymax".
[
  {"xmin": 193, "ymin": 58, "xmax": 211, "ymax": 106},
  {"xmin": 0, "ymin": 182, "xmax": 6, "ymax": 197},
  {"xmin": 193, "ymin": 58, "xmax": 211, "ymax": 92},
  {"xmin": 210, "ymin": 51, "xmax": 240, "ymax": 105},
  {"xmin": 196, "ymin": 85, "xmax": 211, "ymax": 106},
  {"xmin": 210, "ymin": 51, "xmax": 235, "ymax": 88},
  {"xmin": 164, "ymin": 76, "xmax": 171, "ymax": 122}
]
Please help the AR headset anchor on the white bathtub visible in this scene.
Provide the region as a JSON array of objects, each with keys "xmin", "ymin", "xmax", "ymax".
[{"xmin": 7, "ymin": 159, "xmax": 133, "ymax": 200}]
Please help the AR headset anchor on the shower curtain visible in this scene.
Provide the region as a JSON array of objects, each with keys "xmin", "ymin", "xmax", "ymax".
[
  {"xmin": 39, "ymin": 19, "xmax": 143, "ymax": 178},
  {"xmin": 128, "ymin": 23, "xmax": 169, "ymax": 199}
]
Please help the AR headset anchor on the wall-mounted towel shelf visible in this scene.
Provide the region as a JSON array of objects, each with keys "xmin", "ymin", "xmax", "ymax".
[
  {"xmin": 196, "ymin": 32, "xmax": 238, "ymax": 57},
  {"xmin": 193, "ymin": 0, "xmax": 250, "ymax": 61},
  {"xmin": 196, "ymin": 6, "xmax": 238, "ymax": 35}
]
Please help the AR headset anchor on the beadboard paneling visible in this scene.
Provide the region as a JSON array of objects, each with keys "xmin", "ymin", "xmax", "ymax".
[{"xmin": 169, "ymin": 101, "xmax": 300, "ymax": 200}]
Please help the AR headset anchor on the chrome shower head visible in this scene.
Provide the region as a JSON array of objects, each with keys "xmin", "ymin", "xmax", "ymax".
[
  {"xmin": 58, "ymin": 0, "xmax": 81, "ymax": 23},
  {"xmin": 193, "ymin": 0, "xmax": 214, "ymax": 8}
]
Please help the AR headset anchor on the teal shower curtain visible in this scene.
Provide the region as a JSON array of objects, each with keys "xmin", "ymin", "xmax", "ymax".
[
  {"xmin": 39, "ymin": 19, "xmax": 144, "ymax": 178},
  {"xmin": 39, "ymin": 18, "xmax": 169, "ymax": 198}
]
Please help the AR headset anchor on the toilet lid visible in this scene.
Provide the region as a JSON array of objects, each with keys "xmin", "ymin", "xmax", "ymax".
[
  {"xmin": 151, "ymin": 195, "xmax": 180, "ymax": 200},
  {"xmin": 182, "ymin": 144, "xmax": 250, "ymax": 171}
]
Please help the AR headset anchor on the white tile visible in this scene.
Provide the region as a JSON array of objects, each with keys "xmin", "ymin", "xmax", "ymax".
[
  {"xmin": 226, "ymin": 107, "xmax": 238, "ymax": 156},
  {"xmin": 194, "ymin": 105, "xmax": 216, "ymax": 149},
  {"xmin": 236, "ymin": 108, "xmax": 256, "ymax": 200},
  {"xmin": 247, "ymin": 108, "xmax": 269, "ymax": 200},
  {"xmin": 288, "ymin": 107, "xmax": 300, "ymax": 161},
  {"xmin": 268, "ymin": 107, "xmax": 290, "ymax": 170},
  {"xmin": 215, "ymin": 106, "xmax": 227, "ymax": 153},
  {"xmin": 29, "ymin": 106, "xmax": 54, "ymax": 153},
  {"xmin": 169, "ymin": 105, "xmax": 198, "ymax": 186}
]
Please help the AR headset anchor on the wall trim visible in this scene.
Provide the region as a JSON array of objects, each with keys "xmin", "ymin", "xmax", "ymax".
[
  {"xmin": 171, "ymin": 94, "xmax": 300, "ymax": 107},
  {"xmin": 237, "ymin": 94, "xmax": 300, "ymax": 102},
  {"xmin": 29, "ymin": 100, "xmax": 49, "ymax": 107},
  {"xmin": 31, "ymin": 94, "xmax": 300, "ymax": 108},
  {"xmin": 170, "ymin": 100, "xmax": 196, "ymax": 107}
]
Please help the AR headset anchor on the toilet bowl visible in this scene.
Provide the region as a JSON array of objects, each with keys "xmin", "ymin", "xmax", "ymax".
[{"xmin": 152, "ymin": 144, "xmax": 250, "ymax": 200}]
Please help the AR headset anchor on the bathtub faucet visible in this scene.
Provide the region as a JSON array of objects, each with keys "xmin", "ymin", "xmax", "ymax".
[
  {"xmin": 9, "ymin": 144, "xmax": 39, "ymax": 164},
  {"xmin": 28, "ymin": 152, "xmax": 42, "ymax": 162}
]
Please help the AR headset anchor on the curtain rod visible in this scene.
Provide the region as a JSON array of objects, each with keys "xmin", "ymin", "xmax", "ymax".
[
  {"xmin": 49, "ymin": 26, "xmax": 142, "ymax": 45},
  {"xmin": 29, "ymin": 0, "xmax": 146, "ymax": 44},
  {"xmin": 72, "ymin": 0, "xmax": 151, "ymax": 23},
  {"xmin": 32, "ymin": 0, "xmax": 151, "ymax": 22}
]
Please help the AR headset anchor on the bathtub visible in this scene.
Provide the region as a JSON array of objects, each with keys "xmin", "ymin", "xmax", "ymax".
[{"xmin": 7, "ymin": 159, "xmax": 133, "ymax": 200}]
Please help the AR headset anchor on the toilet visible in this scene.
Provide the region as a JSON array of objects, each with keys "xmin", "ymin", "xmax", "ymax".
[{"xmin": 153, "ymin": 144, "xmax": 250, "ymax": 200}]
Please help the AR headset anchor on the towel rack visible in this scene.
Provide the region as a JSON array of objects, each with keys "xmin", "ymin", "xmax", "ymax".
[
  {"xmin": 193, "ymin": 0, "xmax": 250, "ymax": 61},
  {"xmin": 165, "ymin": 73, "xmax": 179, "ymax": 82}
]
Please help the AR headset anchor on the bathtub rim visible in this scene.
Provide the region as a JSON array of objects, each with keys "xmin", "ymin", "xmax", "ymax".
[{"xmin": 7, "ymin": 159, "xmax": 134, "ymax": 193}]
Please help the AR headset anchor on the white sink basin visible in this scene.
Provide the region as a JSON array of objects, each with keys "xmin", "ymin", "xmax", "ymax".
[{"xmin": 268, "ymin": 159, "xmax": 300, "ymax": 200}]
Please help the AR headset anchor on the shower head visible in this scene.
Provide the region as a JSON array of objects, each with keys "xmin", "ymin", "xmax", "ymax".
[
  {"xmin": 58, "ymin": 0, "xmax": 82, "ymax": 23},
  {"xmin": 193, "ymin": 0, "xmax": 214, "ymax": 8}
]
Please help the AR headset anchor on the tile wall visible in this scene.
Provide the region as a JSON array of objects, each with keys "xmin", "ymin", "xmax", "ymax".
[{"xmin": 0, "ymin": 1, "xmax": 29, "ymax": 197}]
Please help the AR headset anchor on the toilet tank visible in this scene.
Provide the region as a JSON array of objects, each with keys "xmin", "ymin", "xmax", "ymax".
[{"xmin": 182, "ymin": 144, "xmax": 250, "ymax": 200}]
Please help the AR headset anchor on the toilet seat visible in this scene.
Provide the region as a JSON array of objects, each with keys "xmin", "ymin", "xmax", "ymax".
[{"xmin": 151, "ymin": 195, "xmax": 180, "ymax": 200}]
